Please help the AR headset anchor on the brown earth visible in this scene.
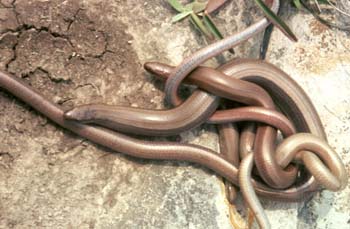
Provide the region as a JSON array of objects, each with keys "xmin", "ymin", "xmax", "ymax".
[
  {"xmin": 3, "ymin": 0, "xmax": 341, "ymax": 228},
  {"xmin": 0, "ymin": 0, "xmax": 254, "ymax": 228}
]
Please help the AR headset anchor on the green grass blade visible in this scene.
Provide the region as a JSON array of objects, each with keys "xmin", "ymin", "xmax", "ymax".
[
  {"xmin": 167, "ymin": 0, "xmax": 186, "ymax": 12},
  {"xmin": 255, "ymin": 0, "xmax": 298, "ymax": 41},
  {"xmin": 293, "ymin": 0, "xmax": 303, "ymax": 9},
  {"xmin": 260, "ymin": 24, "xmax": 274, "ymax": 59},
  {"xmin": 317, "ymin": 0, "xmax": 331, "ymax": 4},
  {"xmin": 190, "ymin": 13, "xmax": 214, "ymax": 39},
  {"xmin": 203, "ymin": 14, "xmax": 223, "ymax": 39},
  {"xmin": 203, "ymin": 14, "xmax": 235, "ymax": 53},
  {"xmin": 172, "ymin": 11, "xmax": 193, "ymax": 23}
]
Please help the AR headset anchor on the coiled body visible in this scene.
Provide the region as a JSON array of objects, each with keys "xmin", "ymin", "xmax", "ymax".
[{"xmin": 1, "ymin": 68, "xmax": 337, "ymax": 202}]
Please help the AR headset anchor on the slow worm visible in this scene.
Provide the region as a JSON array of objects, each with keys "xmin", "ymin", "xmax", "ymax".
[
  {"xmin": 239, "ymin": 132, "xmax": 349, "ymax": 228},
  {"xmin": 0, "ymin": 70, "xmax": 320, "ymax": 202},
  {"xmin": 239, "ymin": 123, "xmax": 256, "ymax": 159},
  {"xmin": 146, "ymin": 60, "xmax": 323, "ymax": 189},
  {"xmin": 239, "ymin": 153, "xmax": 271, "ymax": 229},
  {"xmin": 218, "ymin": 122, "xmax": 240, "ymax": 203},
  {"xmin": 67, "ymin": 60, "xmax": 301, "ymax": 189},
  {"xmin": 275, "ymin": 133, "xmax": 347, "ymax": 191},
  {"xmin": 65, "ymin": 59, "xmax": 346, "ymax": 218},
  {"xmin": 65, "ymin": 105, "xmax": 296, "ymax": 138},
  {"xmin": 65, "ymin": 90, "xmax": 220, "ymax": 136},
  {"xmin": 141, "ymin": 60, "xmax": 341, "ymax": 227},
  {"xmin": 0, "ymin": 0, "xmax": 344, "ymax": 226},
  {"xmin": 163, "ymin": 0, "xmax": 279, "ymax": 105},
  {"xmin": 143, "ymin": 59, "xmax": 347, "ymax": 227}
]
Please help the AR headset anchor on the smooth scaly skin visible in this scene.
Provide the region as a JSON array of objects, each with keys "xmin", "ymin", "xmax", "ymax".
[
  {"xmin": 239, "ymin": 153, "xmax": 271, "ymax": 229},
  {"xmin": 64, "ymin": 90, "xmax": 220, "ymax": 136},
  {"xmin": 2, "ymin": 67, "xmax": 346, "ymax": 229},
  {"xmin": 65, "ymin": 60, "xmax": 300, "ymax": 223},
  {"xmin": 145, "ymin": 60, "xmax": 328, "ymax": 187},
  {"xmin": 238, "ymin": 133, "xmax": 349, "ymax": 228},
  {"xmin": 239, "ymin": 123, "xmax": 256, "ymax": 159},
  {"xmin": 164, "ymin": 0, "xmax": 280, "ymax": 105},
  {"xmin": 218, "ymin": 122, "xmax": 240, "ymax": 204},
  {"xmin": 102, "ymin": 60, "xmax": 345, "ymax": 227},
  {"xmin": 179, "ymin": 66, "xmax": 295, "ymax": 190},
  {"xmin": 65, "ymin": 105, "xmax": 296, "ymax": 138},
  {"xmin": 146, "ymin": 61, "xmax": 308, "ymax": 189},
  {"xmin": 68, "ymin": 62, "xmax": 300, "ymax": 189},
  {"xmin": 220, "ymin": 60, "xmax": 332, "ymax": 229},
  {"xmin": 0, "ymin": 70, "xmax": 322, "ymax": 202},
  {"xmin": 275, "ymin": 133, "xmax": 347, "ymax": 191},
  {"xmin": 219, "ymin": 59, "xmax": 326, "ymax": 139},
  {"xmin": 209, "ymin": 106, "xmax": 295, "ymax": 136},
  {"xmin": 140, "ymin": 60, "xmax": 342, "ymax": 229}
]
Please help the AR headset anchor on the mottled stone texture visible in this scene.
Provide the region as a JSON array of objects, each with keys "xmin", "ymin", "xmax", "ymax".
[
  {"xmin": 265, "ymin": 3, "xmax": 350, "ymax": 228},
  {"xmin": 0, "ymin": 1, "xmax": 349, "ymax": 229}
]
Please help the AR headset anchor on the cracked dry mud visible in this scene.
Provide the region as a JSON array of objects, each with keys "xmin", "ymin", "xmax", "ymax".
[
  {"xmin": 0, "ymin": 1, "xmax": 172, "ymax": 228},
  {"xmin": 1, "ymin": 0, "xmax": 349, "ymax": 229},
  {"xmin": 0, "ymin": 0, "xmax": 242, "ymax": 228}
]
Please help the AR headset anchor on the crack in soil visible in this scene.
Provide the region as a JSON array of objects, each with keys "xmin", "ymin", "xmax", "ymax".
[
  {"xmin": 4, "ymin": 31, "xmax": 18, "ymax": 71},
  {"xmin": 66, "ymin": 8, "xmax": 82, "ymax": 32}
]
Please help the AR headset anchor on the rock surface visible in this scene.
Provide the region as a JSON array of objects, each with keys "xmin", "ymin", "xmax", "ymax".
[{"xmin": 0, "ymin": 0, "xmax": 349, "ymax": 228}]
